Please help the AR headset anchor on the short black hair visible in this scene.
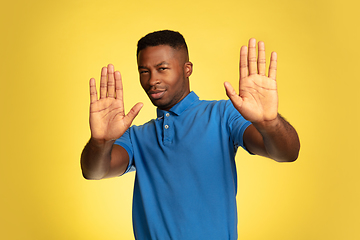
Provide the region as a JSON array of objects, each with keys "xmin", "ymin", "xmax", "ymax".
[{"xmin": 136, "ymin": 30, "xmax": 188, "ymax": 57}]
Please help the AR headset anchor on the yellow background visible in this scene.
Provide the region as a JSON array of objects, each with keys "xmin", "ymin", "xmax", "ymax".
[{"xmin": 1, "ymin": 0, "xmax": 359, "ymax": 239}]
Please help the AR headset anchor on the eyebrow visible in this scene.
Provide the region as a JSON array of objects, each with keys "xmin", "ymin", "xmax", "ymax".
[
  {"xmin": 155, "ymin": 61, "xmax": 169, "ymax": 67},
  {"xmin": 138, "ymin": 61, "xmax": 169, "ymax": 70}
]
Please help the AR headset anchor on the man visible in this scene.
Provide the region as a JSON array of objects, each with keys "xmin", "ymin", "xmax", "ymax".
[{"xmin": 81, "ymin": 30, "xmax": 300, "ymax": 239}]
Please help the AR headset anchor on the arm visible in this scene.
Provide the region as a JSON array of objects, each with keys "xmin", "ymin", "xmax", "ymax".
[
  {"xmin": 243, "ymin": 115, "xmax": 300, "ymax": 162},
  {"xmin": 224, "ymin": 39, "xmax": 300, "ymax": 162},
  {"xmin": 81, "ymin": 64, "xmax": 143, "ymax": 180}
]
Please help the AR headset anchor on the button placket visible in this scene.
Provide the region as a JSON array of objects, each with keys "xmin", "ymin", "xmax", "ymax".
[{"xmin": 163, "ymin": 112, "xmax": 172, "ymax": 144}]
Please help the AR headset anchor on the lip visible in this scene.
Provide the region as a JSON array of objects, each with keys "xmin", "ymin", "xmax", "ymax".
[{"xmin": 148, "ymin": 90, "xmax": 166, "ymax": 100}]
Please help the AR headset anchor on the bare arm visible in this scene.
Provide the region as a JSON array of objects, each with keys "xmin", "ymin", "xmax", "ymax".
[
  {"xmin": 81, "ymin": 139, "xmax": 130, "ymax": 179},
  {"xmin": 224, "ymin": 39, "xmax": 300, "ymax": 162},
  {"xmin": 243, "ymin": 115, "xmax": 300, "ymax": 162},
  {"xmin": 81, "ymin": 64, "xmax": 142, "ymax": 180}
]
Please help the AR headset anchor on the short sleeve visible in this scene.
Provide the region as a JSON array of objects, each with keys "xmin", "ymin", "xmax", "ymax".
[
  {"xmin": 225, "ymin": 100, "xmax": 252, "ymax": 153},
  {"xmin": 114, "ymin": 128, "xmax": 136, "ymax": 174}
]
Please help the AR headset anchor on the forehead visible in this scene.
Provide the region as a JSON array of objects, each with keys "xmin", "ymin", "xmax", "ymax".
[{"xmin": 137, "ymin": 45, "xmax": 181, "ymax": 66}]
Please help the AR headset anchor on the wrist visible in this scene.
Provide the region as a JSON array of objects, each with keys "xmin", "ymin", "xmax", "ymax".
[
  {"xmin": 252, "ymin": 114, "xmax": 281, "ymax": 132},
  {"xmin": 89, "ymin": 137, "xmax": 115, "ymax": 148}
]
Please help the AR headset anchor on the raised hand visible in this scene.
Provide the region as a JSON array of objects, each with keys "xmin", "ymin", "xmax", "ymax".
[
  {"xmin": 224, "ymin": 38, "xmax": 278, "ymax": 124},
  {"xmin": 89, "ymin": 64, "xmax": 143, "ymax": 143}
]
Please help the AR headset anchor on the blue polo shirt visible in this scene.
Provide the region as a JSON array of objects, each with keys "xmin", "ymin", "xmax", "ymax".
[{"xmin": 115, "ymin": 92, "xmax": 251, "ymax": 240}]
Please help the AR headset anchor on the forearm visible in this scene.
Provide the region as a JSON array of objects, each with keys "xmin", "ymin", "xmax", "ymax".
[
  {"xmin": 80, "ymin": 138, "xmax": 115, "ymax": 180},
  {"xmin": 252, "ymin": 114, "xmax": 300, "ymax": 162}
]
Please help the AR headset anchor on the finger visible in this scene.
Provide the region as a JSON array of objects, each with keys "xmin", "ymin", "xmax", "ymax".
[
  {"xmin": 224, "ymin": 81, "xmax": 237, "ymax": 97},
  {"xmin": 257, "ymin": 41, "xmax": 266, "ymax": 76},
  {"xmin": 239, "ymin": 46, "xmax": 248, "ymax": 80},
  {"xmin": 123, "ymin": 102, "xmax": 143, "ymax": 127},
  {"xmin": 248, "ymin": 38, "xmax": 257, "ymax": 75},
  {"xmin": 107, "ymin": 64, "xmax": 115, "ymax": 98},
  {"xmin": 268, "ymin": 51, "xmax": 278, "ymax": 80},
  {"xmin": 100, "ymin": 66, "xmax": 107, "ymax": 99},
  {"xmin": 114, "ymin": 71, "xmax": 123, "ymax": 100},
  {"xmin": 89, "ymin": 78, "xmax": 98, "ymax": 104},
  {"xmin": 224, "ymin": 81, "xmax": 243, "ymax": 108}
]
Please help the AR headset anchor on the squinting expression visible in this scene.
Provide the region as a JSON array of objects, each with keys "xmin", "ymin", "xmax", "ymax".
[{"xmin": 137, "ymin": 45, "xmax": 192, "ymax": 111}]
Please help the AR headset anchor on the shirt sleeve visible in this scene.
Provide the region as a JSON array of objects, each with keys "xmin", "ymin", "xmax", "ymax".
[
  {"xmin": 114, "ymin": 128, "xmax": 136, "ymax": 174},
  {"xmin": 225, "ymin": 100, "xmax": 253, "ymax": 153}
]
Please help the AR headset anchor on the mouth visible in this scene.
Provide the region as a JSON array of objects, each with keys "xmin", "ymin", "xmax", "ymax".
[{"xmin": 148, "ymin": 90, "xmax": 166, "ymax": 100}]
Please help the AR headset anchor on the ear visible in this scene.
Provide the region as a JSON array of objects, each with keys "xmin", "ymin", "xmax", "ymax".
[{"xmin": 184, "ymin": 61, "xmax": 193, "ymax": 78}]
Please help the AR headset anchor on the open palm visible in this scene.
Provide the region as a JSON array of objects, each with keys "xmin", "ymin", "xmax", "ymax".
[
  {"xmin": 89, "ymin": 64, "xmax": 142, "ymax": 142},
  {"xmin": 225, "ymin": 38, "xmax": 278, "ymax": 124}
]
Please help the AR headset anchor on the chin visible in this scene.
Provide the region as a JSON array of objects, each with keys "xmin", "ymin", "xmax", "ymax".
[
  {"xmin": 151, "ymin": 99, "xmax": 167, "ymax": 108},
  {"xmin": 152, "ymin": 100, "xmax": 173, "ymax": 110}
]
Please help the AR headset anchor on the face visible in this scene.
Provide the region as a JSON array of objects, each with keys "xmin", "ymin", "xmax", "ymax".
[{"xmin": 137, "ymin": 45, "xmax": 193, "ymax": 111}]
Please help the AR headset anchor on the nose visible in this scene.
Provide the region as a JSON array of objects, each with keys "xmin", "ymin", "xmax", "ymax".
[{"xmin": 148, "ymin": 72, "xmax": 160, "ymax": 87}]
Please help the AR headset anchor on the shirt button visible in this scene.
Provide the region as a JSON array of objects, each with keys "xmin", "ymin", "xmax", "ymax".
[
  {"xmin": 164, "ymin": 125, "xmax": 169, "ymax": 129},
  {"xmin": 166, "ymin": 113, "xmax": 170, "ymax": 117}
]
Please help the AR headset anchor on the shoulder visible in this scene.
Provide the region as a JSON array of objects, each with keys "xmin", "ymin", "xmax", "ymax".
[
  {"xmin": 195, "ymin": 98, "xmax": 230, "ymax": 110},
  {"xmin": 131, "ymin": 119, "xmax": 156, "ymax": 130},
  {"xmin": 195, "ymin": 99, "xmax": 239, "ymax": 116}
]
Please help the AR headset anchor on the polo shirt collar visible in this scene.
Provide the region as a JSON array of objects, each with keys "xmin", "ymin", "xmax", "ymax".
[{"xmin": 156, "ymin": 91, "xmax": 199, "ymax": 118}]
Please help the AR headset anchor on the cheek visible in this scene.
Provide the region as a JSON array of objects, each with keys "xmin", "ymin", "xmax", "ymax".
[{"xmin": 139, "ymin": 77, "xmax": 147, "ymax": 89}]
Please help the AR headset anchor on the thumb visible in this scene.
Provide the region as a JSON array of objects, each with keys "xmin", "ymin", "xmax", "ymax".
[
  {"xmin": 123, "ymin": 102, "xmax": 143, "ymax": 127},
  {"xmin": 224, "ymin": 82, "xmax": 243, "ymax": 108}
]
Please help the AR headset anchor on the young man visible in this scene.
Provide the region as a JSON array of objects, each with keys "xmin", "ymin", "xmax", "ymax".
[{"xmin": 81, "ymin": 30, "xmax": 300, "ymax": 239}]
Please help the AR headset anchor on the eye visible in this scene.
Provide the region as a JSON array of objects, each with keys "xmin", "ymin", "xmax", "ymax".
[
  {"xmin": 139, "ymin": 70, "xmax": 149, "ymax": 74},
  {"xmin": 159, "ymin": 67, "xmax": 167, "ymax": 71}
]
